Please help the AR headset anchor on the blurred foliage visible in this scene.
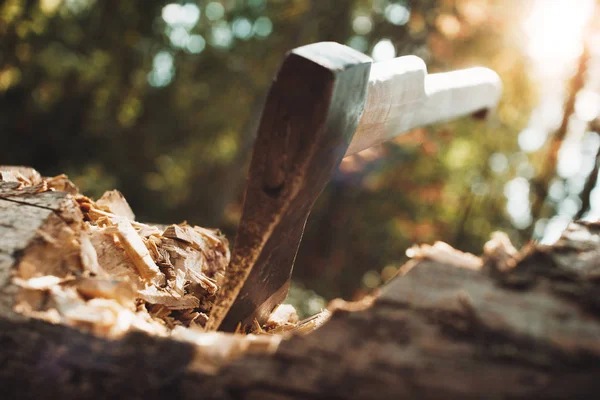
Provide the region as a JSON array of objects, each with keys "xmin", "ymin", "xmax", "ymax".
[{"xmin": 3, "ymin": 0, "xmax": 582, "ymax": 303}]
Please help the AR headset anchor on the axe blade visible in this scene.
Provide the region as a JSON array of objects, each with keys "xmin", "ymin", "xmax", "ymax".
[{"xmin": 206, "ymin": 42, "xmax": 373, "ymax": 332}]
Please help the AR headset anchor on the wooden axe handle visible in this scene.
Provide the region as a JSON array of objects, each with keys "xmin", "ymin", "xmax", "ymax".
[{"xmin": 346, "ymin": 56, "xmax": 502, "ymax": 156}]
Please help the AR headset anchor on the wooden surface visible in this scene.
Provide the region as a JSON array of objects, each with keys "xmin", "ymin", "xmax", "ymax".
[
  {"xmin": 208, "ymin": 42, "xmax": 372, "ymax": 331},
  {"xmin": 347, "ymin": 56, "xmax": 502, "ymax": 156},
  {"xmin": 0, "ymin": 181, "xmax": 78, "ymax": 322},
  {"xmin": 2, "ymin": 181, "xmax": 600, "ymax": 399}
]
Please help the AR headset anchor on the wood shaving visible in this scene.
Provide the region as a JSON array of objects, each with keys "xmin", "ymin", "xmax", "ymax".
[
  {"xmin": 45, "ymin": 174, "xmax": 79, "ymax": 194},
  {"xmin": 10, "ymin": 171, "xmax": 231, "ymax": 338},
  {"xmin": 172, "ymin": 327, "xmax": 282, "ymax": 374},
  {"xmin": 406, "ymin": 241, "xmax": 483, "ymax": 270},
  {"xmin": 96, "ymin": 190, "xmax": 135, "ymax": 220},
  {"xmin": 266, "ymin": 304, "xmax": 299, "ymax": 326},
  {"xmin": 73, "ymin": 277, "xmax": 136, "ymax": 307},
  {"xmin": 483, "ymin": 231, "xmax": 519, "ymax": 272},
  {"xmin": 13, "ymin": 275, "xmax": 73, "ymax": 290},
  {"xmin": 138, "ymin": 285, "xmax": 200, "ymax": 310},
  {"xmin": 0, "ymin": 165, "xmax": 42, "ymax": 186},
  {"xmin": 103, "ymin": 219, "xmax": 165, "ymax": 286}
]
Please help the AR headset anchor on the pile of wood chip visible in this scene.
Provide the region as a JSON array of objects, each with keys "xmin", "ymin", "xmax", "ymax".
[{"xmin": 6, "ymin": 167, "xmax": 232, "ymax": 337}]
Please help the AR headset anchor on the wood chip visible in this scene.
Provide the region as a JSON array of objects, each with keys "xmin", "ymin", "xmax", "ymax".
[
  {"xmin": 87, "ymin": 224, "xmax": 144, "ymax": 289},
  {"xmin": 0, "ymin": 165, "xmax": 42, "ymax": 186},
  {"xmin": 172, "ymin": 328, "xmax": 282, "ymax": 375},
  {"xmin": 73, "ymin": 277, "xmax": 136, "ymax": 307},
  {"xmin": 406, "ymin": 241, "xmax": 483, "ymax": 270},
  {"xmin": 104, "ymin": 218, "xmax": 165, "ymax": 286},
  {"xmin": 96, "ymin": 190, "xmax": 135, "ymax": 220},
  {"xmin": 138, "ymin": 285, "xmax": 200, "ymax": 310},
  {"xmin": 266, "ymin": 304, "xmax": 299, "ymax": 326},
  {"xmin": 483, "ymin": 231, "xmax": 519, "ymax": 272},
  {"xmin": 45, "ymin": 174, "xmax": 79, "ymax": 194},
  {"xmin": 13, "ymin": 275, "xmax": 71, "ymax": 290},
  {"xmin": 80, "ymin": 227, "xmax": 104, "ymax": 276}
]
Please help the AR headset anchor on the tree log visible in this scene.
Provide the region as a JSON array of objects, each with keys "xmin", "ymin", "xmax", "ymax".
[{"xmin": 1, "ymin": 174, "xmax": 600, "ymax": 399}]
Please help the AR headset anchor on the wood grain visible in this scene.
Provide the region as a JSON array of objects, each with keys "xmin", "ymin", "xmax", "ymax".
[{"xmin": 347, "ymin": 56, "xmax": 502, "ymax": 156}]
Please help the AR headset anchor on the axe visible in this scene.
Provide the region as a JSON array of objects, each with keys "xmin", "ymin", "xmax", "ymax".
[{"xmin": 206, "ymin": 42, "xmax": 501, "ymax": 332}]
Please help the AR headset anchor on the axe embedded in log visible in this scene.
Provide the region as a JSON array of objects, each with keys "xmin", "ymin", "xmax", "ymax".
[{"xmin": 206, "ymin": 42, "xmax": 502, "ymax": 332}]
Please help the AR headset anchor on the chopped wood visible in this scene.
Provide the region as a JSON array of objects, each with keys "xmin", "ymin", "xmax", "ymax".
[{"xmin": 96, "ymin": 190, "xmax": 135, "ymax": 220}]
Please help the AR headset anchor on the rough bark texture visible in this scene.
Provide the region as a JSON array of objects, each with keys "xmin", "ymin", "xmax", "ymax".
[{"xmin": 2, "ymin": 180, "xmax": 600, "ymax": 399}]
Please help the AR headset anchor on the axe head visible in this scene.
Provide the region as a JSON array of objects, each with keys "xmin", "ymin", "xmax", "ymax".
[
  {"xmin": 206, "ymin": 42, "xmax": 373, "ymax": 332},
  {"xmin": 207, "ymin": 41, "xmax": 502, "ymax": 332}
]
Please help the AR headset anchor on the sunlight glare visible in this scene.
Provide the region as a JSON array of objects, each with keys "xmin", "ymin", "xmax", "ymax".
[
  {"xmin": 575, "ymin": 90, "xmax": 600, "ymax": 122},
  {"xmin": 523, "ymin": 0, "xmax": 594, "ymax": 76}
]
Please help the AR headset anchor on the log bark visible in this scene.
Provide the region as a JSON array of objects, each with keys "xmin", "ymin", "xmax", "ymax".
[{"xmin": 2, "ymin": 176, "xmax": 600, "ymax": 399}]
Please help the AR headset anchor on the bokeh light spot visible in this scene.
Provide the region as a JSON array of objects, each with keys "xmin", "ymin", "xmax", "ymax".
[
  {"xmin": 169, "ymin": 26, "xmax": 189, "ymax": 48},
  {"xmin": 540, "ymin": 216, "xmax": 570, "ymax": 244},
  {"xmin": 206, "ymin": 2, "xmax": 225, "ymax": 21},
  {"xmin": 253, "ymin": 16, "xmax": 272, "ymax": 37},
  {"xmin": 362, "ymin": 270, "xmax": 381, "ymax": 289},
  {"xmin": 148, "ymin": 51, "xmax": 174, "ymax": 87},
  {"xmin": 504, "ymin": 177, "xmax": 532, "ymax": 229},
  {"xmin": 371, "ymin": 39, "xmax": 396, "ymax": 61},
  {"xmin": 347, "ymin": 35, "xmax": 368, "ymax": 52},
  {"xmin": 210, "ymin": 22, "xmax": 233, "ymax": 48},
  {"xmin": 40, "ymin": 0, "xmax": 62, "ymax": 15},
  {"xmin": 557, "ymin": 140, "xmax": 582, "ymax": 178},
  {"xmin": 232, "ymin": 17, "xmax": 253, "ymax": 40},
  {"xmin": 162, "ymin": 3, "xmax": 200, "ymax": 28},
  {"xmin": 186, "ymin": 34, "xmax": 206, "ymax": 54},
  {"xmin": 384, "ymin": 3, "xmax": 410, "ymax": 26},
  {"xmin": 248, "ymin": 0, "xmax": 265, "ymax": 9},
  {"xmin": 518, "ymin": 128, "xmax": 547, "ymax": 153},
  {"xmin": 575, "ymin": 90, "xmax": 600, "ymax": 122},
  {"xmin": 352, "ymin": 16, "xmax": 373, "ymax": 35},
  {"xmin": 489, "ymin": 153, "xmax": 509, "ymax": 174}
]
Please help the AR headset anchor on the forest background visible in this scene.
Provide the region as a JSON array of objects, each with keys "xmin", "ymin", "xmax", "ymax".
[{"xmin": 2, "ymin": 0, "xmax": 599, "ymax": 314}]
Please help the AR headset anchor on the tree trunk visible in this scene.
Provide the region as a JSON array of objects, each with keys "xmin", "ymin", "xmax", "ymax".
[{"xmin": 1, "ymin": 172, "xmax": 600, "ymax": 399}]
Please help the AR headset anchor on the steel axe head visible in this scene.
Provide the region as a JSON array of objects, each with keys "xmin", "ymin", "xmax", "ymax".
[{"xmin": 206, "ymin": 42, "xmax": 502, "ymax": 332}]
